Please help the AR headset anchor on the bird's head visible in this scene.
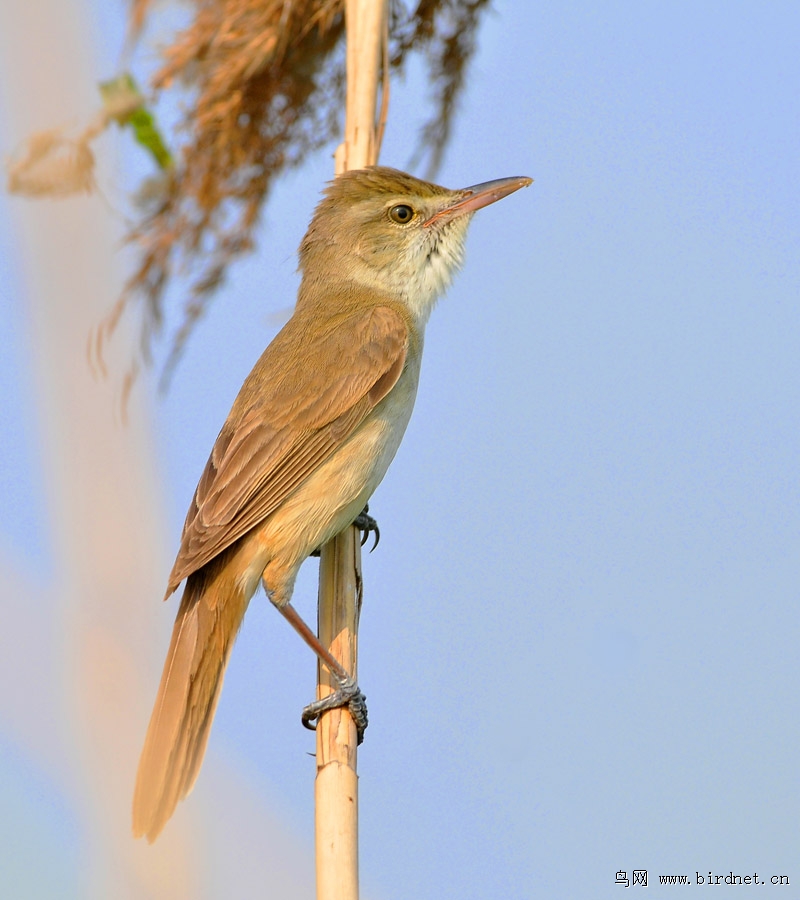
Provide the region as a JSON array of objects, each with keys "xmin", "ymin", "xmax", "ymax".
[{"xmin": 299, "ymin": 166, "xmax": 532, "ymax": 326}]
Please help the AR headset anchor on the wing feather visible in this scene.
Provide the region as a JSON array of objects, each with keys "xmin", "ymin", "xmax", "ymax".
[{"xmin": 166, "ymin": 304, "xmax": 408, "ymax": 593}]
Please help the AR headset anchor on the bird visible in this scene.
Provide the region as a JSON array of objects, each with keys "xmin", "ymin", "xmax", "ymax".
[{"xmin": 132, "ymin": 165, "xmax": 532, "ymax": 841}]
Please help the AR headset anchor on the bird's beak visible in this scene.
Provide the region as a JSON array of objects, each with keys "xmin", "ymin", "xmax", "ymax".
[{"xmin": 424, "ymin": 175, "xmax": 533, "ymax": 227}]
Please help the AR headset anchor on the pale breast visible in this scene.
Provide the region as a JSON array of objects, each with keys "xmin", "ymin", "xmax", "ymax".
[{"xmin": 243, "ymin": 354, "xmax": 422, "ymax": 602}]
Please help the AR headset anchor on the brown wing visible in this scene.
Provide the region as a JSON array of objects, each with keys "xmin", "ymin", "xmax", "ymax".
[{"xmin": 165, "ymin": 304, "xmax": 409, "ymax": 594}]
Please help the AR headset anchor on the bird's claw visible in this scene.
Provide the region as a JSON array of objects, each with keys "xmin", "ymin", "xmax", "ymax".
[
  {"xmin": 301, "ymin": 676, "xmax": 368, "ymax": 745},
  {"xmin": 353, "ymin": 503, "xmax": 380, "ymax": 552},
  {"xmin": 308, "ymin": 503, "xmax": 380, "ymax": 557}
]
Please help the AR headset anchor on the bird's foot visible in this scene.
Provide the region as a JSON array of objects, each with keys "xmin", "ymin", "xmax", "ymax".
[
  {"xmin": 309, "ymin": 503, "xmax": 380, "ymax": 557},
  {"xmin": 301, "ymin": 676, "xmax": 368, "ymax": 745},
  {"xmin": 353, "ymin": 502, "xmax": 380, "ymax": 552}
]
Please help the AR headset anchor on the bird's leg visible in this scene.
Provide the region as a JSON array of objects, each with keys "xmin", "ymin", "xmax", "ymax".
[{"xmin": 275, "ymin": 601, "xmax": 368, "ymax": 744}]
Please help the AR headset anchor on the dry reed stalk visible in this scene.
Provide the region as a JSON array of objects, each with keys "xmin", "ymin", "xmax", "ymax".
[
  {"xmin": 316, "ymin": 528, "xmax": 364, "ymax": 900},
  {"xmin": 315, "ymin": 5, "xmax": 387, "ymax": 896}
]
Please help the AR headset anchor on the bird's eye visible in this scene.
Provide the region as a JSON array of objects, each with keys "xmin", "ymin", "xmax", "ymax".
[{"xmin": 389, "ymin": 204, "xmax": 415, "ymax": 224}]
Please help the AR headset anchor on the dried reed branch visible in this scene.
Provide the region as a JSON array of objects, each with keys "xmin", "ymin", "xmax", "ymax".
[{"xmin": 106, "ymin": 0, "xmax": 491, "ymax": 385}]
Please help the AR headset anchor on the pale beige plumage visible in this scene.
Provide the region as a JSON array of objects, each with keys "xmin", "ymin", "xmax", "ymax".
[{"xmin": 133, "ymin": 166, "xmax": 531, "ymax": 841}]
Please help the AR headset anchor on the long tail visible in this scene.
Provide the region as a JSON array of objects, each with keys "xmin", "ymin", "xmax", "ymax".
[{"xmin": 133, "ymin": 565, "xmax": 249, "ymax": 842}]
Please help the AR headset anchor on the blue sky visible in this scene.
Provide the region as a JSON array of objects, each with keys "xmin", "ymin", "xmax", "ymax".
[{"xmin": 1, "ymin": 1, "xmax": 799, "ymax": 897}]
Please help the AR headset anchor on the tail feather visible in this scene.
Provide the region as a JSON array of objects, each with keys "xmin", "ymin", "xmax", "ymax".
[{"xmin": 133, "ymin": 570, "xmax": 248, "ymax": 842}]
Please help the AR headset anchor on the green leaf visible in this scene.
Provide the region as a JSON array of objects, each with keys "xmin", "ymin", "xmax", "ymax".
[{"xmin": 99, "ymin": 73, "xmax": 173, "ymax": 170}]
